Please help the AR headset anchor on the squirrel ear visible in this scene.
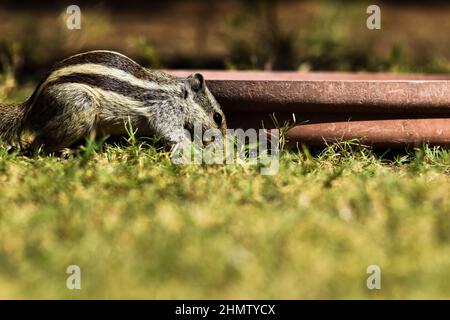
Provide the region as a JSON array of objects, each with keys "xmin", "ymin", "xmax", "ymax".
[{"xmin": 190, "ymin": 73, "xmax": 204, "ymax": 92}]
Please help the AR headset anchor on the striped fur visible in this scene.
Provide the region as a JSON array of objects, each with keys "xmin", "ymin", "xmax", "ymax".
[
  {"xmin": 0, "ymin": 102, "xmax": 27, "ymax": 144},
  {"xmin": 0, "ymin": 50, "xmax": 226, "ymax": 152}
]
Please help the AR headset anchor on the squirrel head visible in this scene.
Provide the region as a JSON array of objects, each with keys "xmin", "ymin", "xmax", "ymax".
[{"xmin": 182, "ymin": 73, "xmax": 227, "ymax": 137}]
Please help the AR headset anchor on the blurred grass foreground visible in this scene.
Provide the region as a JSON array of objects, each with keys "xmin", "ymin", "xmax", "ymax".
[
  {"xmin": 2, "ymin": 141, "xmax": 450, "ymax": 298},
  {"xmin": 0, "ymin": 0, "xmax": 450, "ymax": 299}
]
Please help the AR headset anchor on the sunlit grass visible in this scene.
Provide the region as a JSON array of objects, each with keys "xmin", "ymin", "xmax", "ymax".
[{"xmin": 1, "ymin": 137, "xmax": 450, "ymax": 299}]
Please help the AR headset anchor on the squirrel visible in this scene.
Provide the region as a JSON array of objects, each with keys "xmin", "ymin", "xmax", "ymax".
[{"xmin": 0, "ymin": 50, "xmax": 226, "ymax": 153}]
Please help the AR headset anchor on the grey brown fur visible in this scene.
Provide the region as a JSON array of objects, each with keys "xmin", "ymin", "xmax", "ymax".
[{"xmin": 0, "ymin": 50, "xmax": 227, "ymax": 153}]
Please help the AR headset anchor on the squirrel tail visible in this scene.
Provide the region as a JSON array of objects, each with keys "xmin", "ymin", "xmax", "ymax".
[{"xmin": 0, "ymin": 101, "xmax": 28, "ymax": 145}]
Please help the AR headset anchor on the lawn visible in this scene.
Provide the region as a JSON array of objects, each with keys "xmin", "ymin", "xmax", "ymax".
[
  {"xmin": 2, "ymin": 83, "xmax": 450, "ymax": 299},
  {"xmin": 1, "ymin": 128, "xmax": 450, "ymax": 299}
]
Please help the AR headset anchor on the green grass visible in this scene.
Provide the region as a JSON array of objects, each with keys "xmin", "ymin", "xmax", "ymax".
[{"xmin": 1, "ymin": 138, "xmax": 450, "ymax": 299}]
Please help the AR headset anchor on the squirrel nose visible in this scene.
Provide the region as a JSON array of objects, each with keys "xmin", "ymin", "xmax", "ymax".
[{"xmin": 213, "ymin": 112, "xmax": 222, "ymax": 127}]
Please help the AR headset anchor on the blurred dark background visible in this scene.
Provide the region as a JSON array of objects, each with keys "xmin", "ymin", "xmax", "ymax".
[{"xmin": 0, "ymin": 0, "xmax": 449, "ymax": 85}]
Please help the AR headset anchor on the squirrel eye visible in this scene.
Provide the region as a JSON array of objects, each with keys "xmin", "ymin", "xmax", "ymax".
[{"xmin": 213, "ymin": 112, "xmax": 222, "ymax": 127}]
